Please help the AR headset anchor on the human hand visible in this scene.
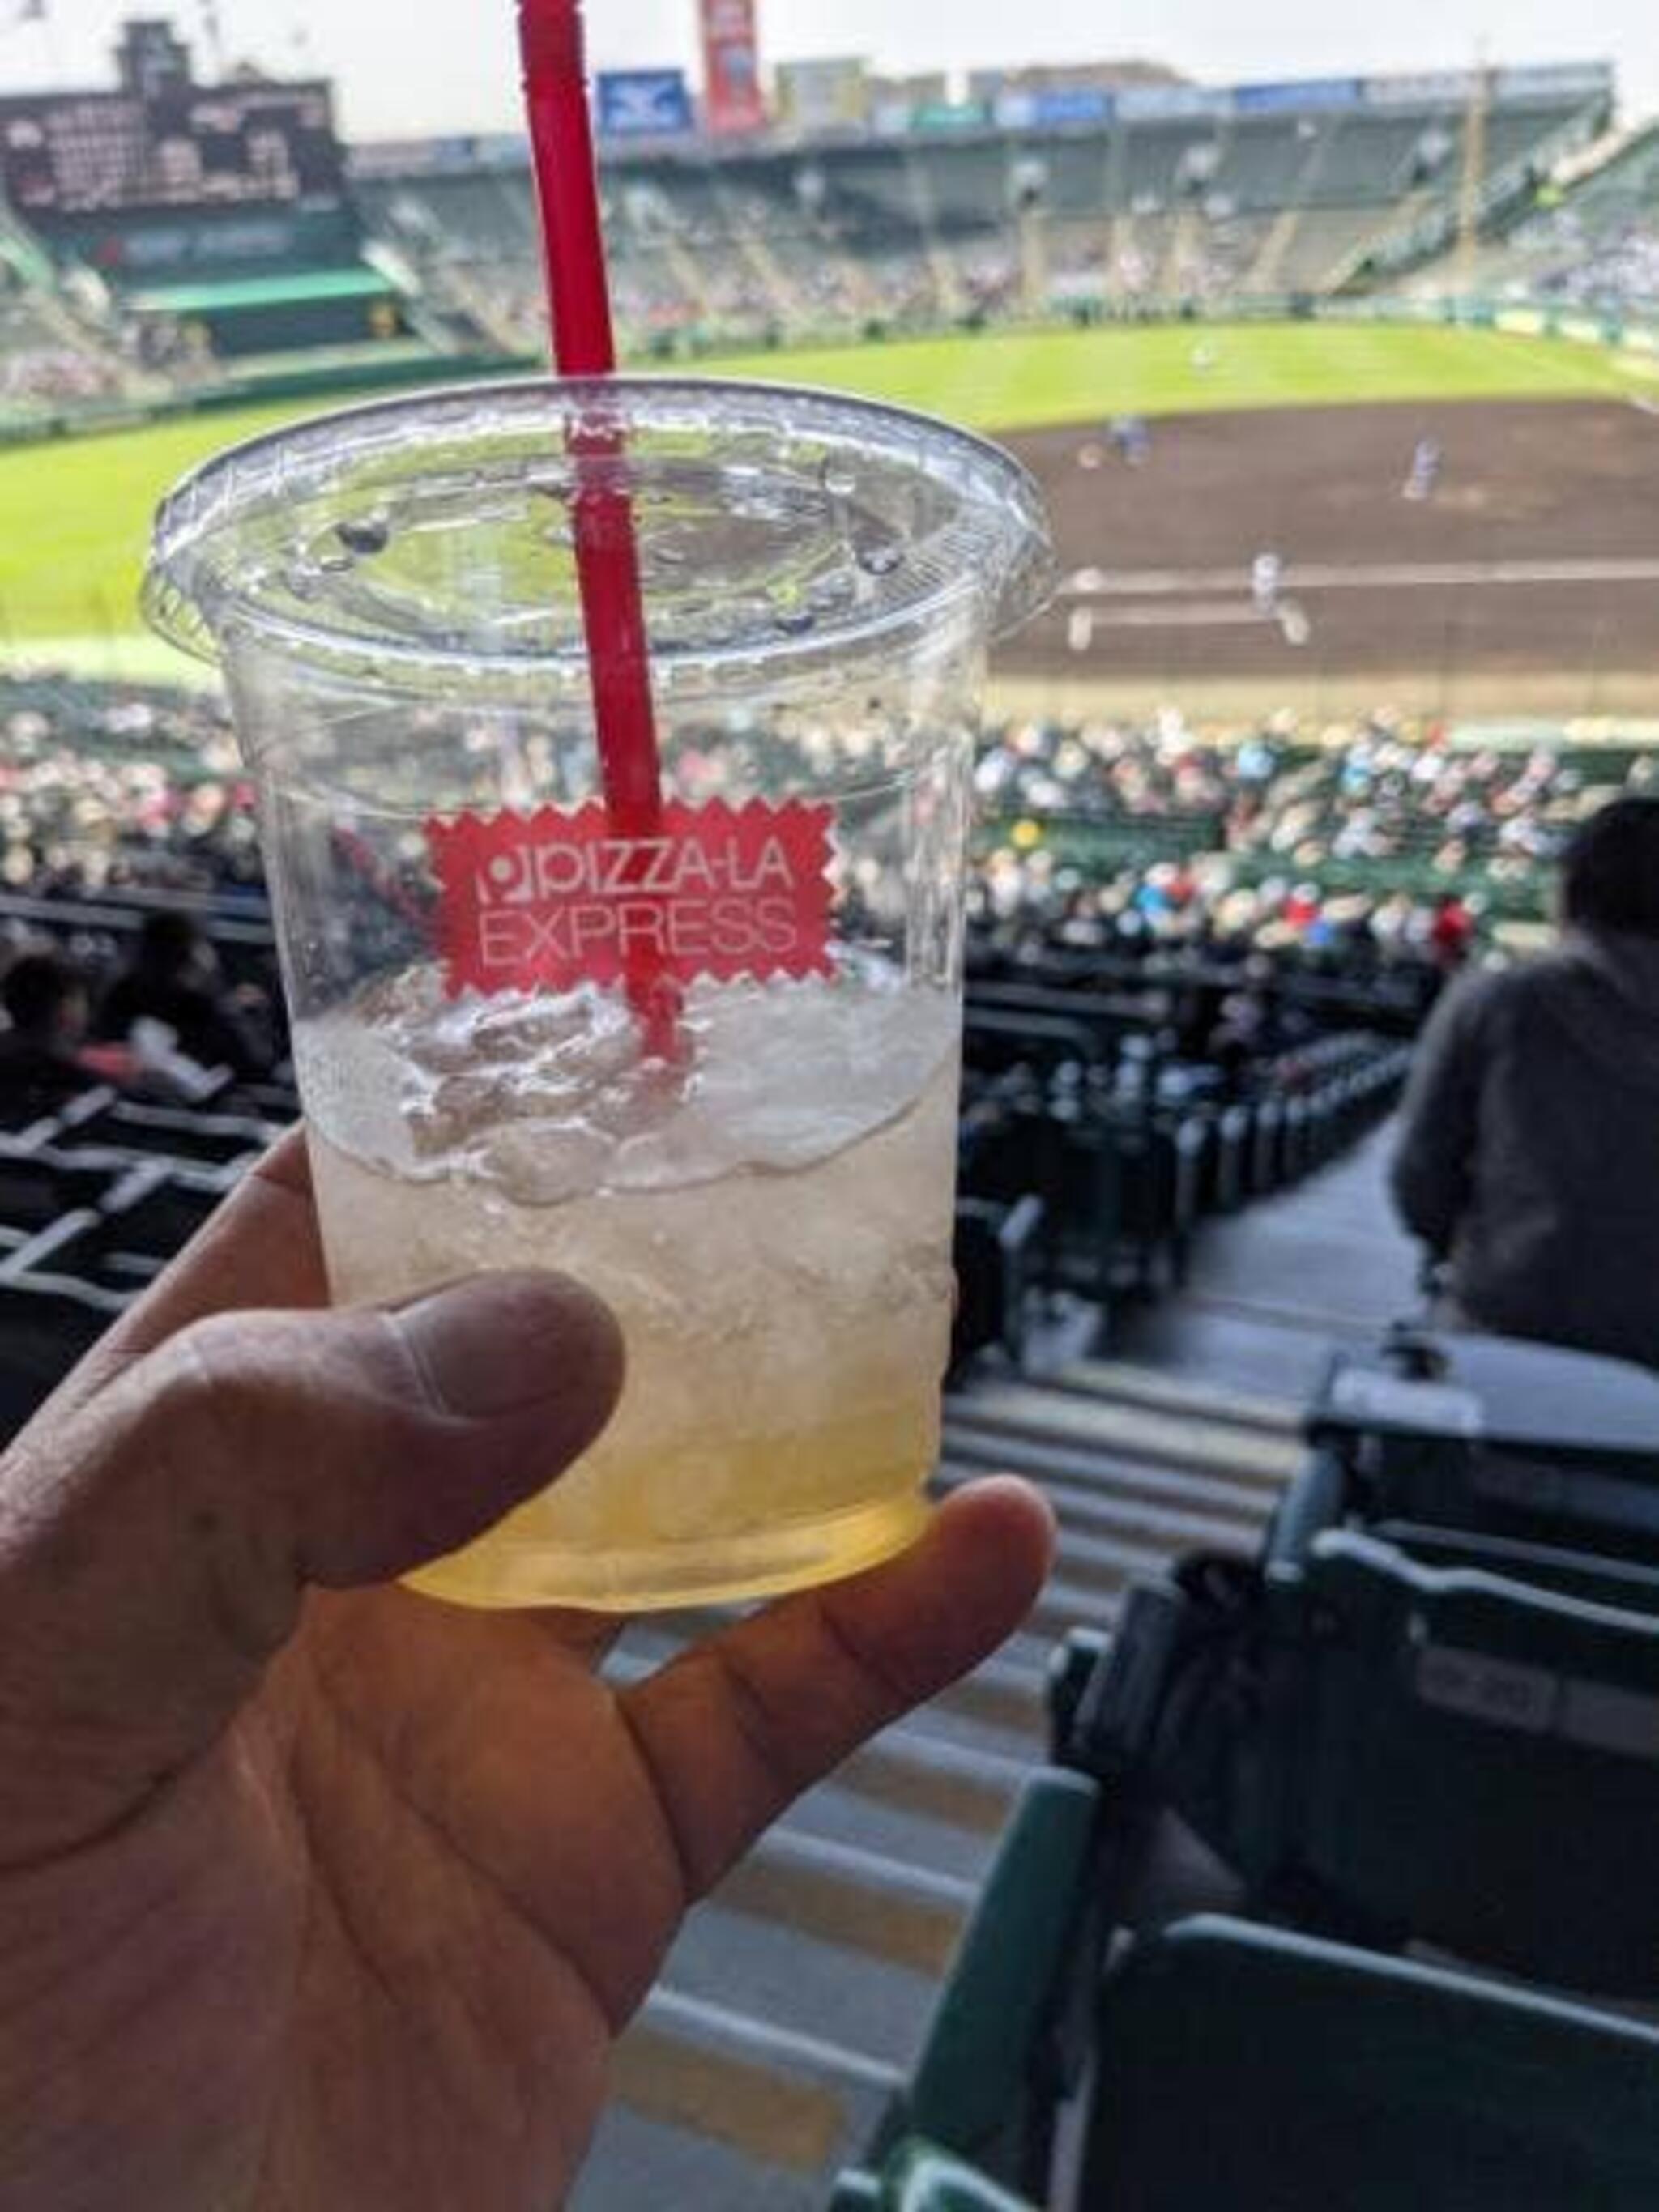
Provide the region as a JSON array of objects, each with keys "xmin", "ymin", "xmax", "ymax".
[{"xmin": 0, "ymin": 1136, "xmax": 1053, "ymax": 2210}]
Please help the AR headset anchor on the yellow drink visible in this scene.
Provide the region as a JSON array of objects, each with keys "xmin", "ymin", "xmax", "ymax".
[{"xmin": 297, "ymin": 972, "xmax": 959, "ymax": 1609}]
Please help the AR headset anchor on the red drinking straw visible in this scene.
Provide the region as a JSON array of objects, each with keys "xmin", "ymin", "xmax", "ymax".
[{"xmin": 519, "ymin": 0, "xmax": 679, "ymax": 1059}]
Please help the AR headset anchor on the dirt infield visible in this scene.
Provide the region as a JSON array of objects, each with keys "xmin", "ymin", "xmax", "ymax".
[{"xmin": 992, "ymin": 399, "xmax": 1659, "ymax": 721}]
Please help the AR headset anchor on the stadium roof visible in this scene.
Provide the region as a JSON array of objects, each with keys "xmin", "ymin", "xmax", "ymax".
[{"xmin": 126, "ymin": 267, "xmax": 395, "ymax": 315}]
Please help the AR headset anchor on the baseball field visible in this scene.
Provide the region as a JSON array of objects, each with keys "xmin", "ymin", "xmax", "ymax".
[{"xmin": 2, "ymin": 317, "xmax": 1657, "ymax": 707}]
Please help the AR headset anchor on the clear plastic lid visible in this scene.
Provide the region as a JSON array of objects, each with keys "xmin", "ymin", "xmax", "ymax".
[{"xmin": 145, "ymin": 376, "xmax": 1055, "ymax": 702}]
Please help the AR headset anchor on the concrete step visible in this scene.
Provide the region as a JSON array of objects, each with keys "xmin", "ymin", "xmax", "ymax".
[
  {"xmin": 781, "ymin": 1767, "xmax": 1011, "ymax": 1885},
  {"xmin": 1051, "ymin": 1357, "xmax": 1302, "ymax": 1436},
  {"xmin": 573, "ymin": 1985, "xmax": 902, "ymax": 2212},
  {"xmin": 948, "ymin": 1382, "xmax": 1300, "ymax": 1489},
  {"xmin": 941, "ymin": 1420, "xmax": 1282, "ymax": 1527},
  {"xmin": 744, "ymin": 1724, "xmax": 1034, "ymax": 1885},
  {"xmin": 938, "ymin": 1455, "xmax": 1265, "ymax": 1557},
  {"xmin": 1107, "ymin": 1299, "xmax": 1370, "ymax": 1405},
  {"xmin": 659, "ymin": 1824, "xmax": 975, "ymax": 2069}
]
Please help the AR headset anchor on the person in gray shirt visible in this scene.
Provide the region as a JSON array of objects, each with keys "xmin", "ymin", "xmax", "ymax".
[{"xmin": 1392, "ymin": 796, "xmax": 1659, "ymax": 1370}]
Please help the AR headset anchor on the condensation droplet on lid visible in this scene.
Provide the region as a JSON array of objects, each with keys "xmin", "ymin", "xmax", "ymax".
[
  {"xmin": 856, "ymin": 541, "xmax": 905, "ymax": 578},
  {"xmin": 317, "ymin": 552, "xmax": 354, "ymax": 575},
  {"xmin": 819, "ymin": 456, "xmax": 857, "ymax": 501},
  {"xmin": 336, "ymin": 516, "xmax": 390, "ymax": 557}
]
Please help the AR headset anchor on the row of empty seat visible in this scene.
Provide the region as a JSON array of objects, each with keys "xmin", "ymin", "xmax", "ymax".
[
  {"xmin": 0, "ymin": 1083, "xmax": 291, "ymax": 1432},
  {"xmin": 836, "ymin": 1327, "xmax": 1659, "ymax": 2206},
  {"xmin": 949, "ymin": 936, "xmax": 1413, "ymax": 1376}
]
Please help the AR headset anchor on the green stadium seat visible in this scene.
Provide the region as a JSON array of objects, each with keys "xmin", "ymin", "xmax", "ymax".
[
  {"xmin": 1373, "ymin": 1519, "xmax": 1659, "ymax": 1615},
  {"xmin": 0, "ymin": 1271, "xmax": 128, "ymax": 1436},
  {"xmin": 66, "ymin": 1097, "xmax": 279, "ymax": 1168},
  {"xmin": 829, "ymin": 2141, "xmax": 1034, "ymax": 2212},
  {"xmin": 830, "ymin": 1770, "xmax": 1105, "ymax": 2204},
  {"xmin": 1305, "ymin": 1335, "xmax": 1659, "ymax": 1564},
  {"xmin": 827, "ymin": 1765, "xmax": 1107, "ymax": 2210},
  {"xmin": 1064, "ymin": 1489, "xmax": 1659, "ymax": 1996},
  {"xmin": 1081, "ymin": 1916, "xmax": 1659, "ymax": 2212},
  {"xmin": 833, "ymin": 1900, "xmax": 1659, "ymax": 2212},
  {"xmin": 950, "ymin": 1196, "xmax": 1046, "ymax": 1376},
  {"xmin": 1256, "ymin": 1531, "xmax": 1659, "ymax": 1991}
]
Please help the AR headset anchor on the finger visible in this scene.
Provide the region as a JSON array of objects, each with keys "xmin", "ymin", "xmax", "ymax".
[
  {"xmin": 37, "ymin": 1129, "xmax": 323, "ymax": 1426},
  {"xmin": 619, "ymin": 1478, "xmax": 1055, "ymax": 1898},
  {"xmin": 0, "ymin": 1270, "xmax": 624, "ymax": 1865}
]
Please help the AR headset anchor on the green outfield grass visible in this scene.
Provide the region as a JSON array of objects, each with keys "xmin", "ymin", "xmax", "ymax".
[{"xmin": 2, "ymin": 318, "xmax": 1652, "ymax": 663}]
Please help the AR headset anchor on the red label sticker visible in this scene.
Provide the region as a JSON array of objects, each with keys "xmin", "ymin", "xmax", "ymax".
[{"xmin": 427, "ymin": 799, "xmax": 836, "ymax": 999}]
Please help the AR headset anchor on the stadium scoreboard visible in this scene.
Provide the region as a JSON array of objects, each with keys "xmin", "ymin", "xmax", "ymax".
[{"xmin": 0, "ymin": 81, "xmax": 345, "ymax": 217}]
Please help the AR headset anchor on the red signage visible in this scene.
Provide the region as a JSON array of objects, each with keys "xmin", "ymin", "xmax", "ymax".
[
  {"xmin": 428, "ymin": 798, "xmax": 834, "ymax": 999},
  {"xmin": 700, "ymin": 0, "xmax": 766, "ymax": 135}
]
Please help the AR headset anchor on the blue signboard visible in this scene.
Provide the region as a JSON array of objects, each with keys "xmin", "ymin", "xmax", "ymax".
[
  {"xmin": 992, "ymin": 92, "xmax": 1038, "ymax": 129},
  {"xmin": 1363, "ymin": 71, "xmax": 1478, "ymax": 108},
  {"xmin": 1232, "ymin": 78, "xmax": 1363, "ymax": 113},
  {"xmin": 1494, "ymin": 62, "xmax": 1613, "ymax": 104},
  {"xmin": 596, "ymin": 69, "xmax": 694, "ymax": 140},
  {"xmin": 1032, "ymin": 88, "xmax": 1112, "ymax": 127},
  {"xmin": 1116, "ymin": 86, "xmax": 1231, "ymax": 121}
]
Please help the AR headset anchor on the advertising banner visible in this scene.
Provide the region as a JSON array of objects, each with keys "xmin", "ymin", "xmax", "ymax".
[
  {"xmin": 473, "ymin": 132, "xmax": 532, "ymax": 168},
  {"xmin": 1494, "ymin": 62, "xmax": 1612, "ymax": 104},
  {"xmin": 349, "ymin": 139, "xmax": 446, "ymax": 178},
  {"xmin": 1363, "ymin": 71, "xmax": 1477, "ymax": 107},
  {"xmin": 1032, "ymin": 87, "xmax": 1112, "ymax": 128},
  {"xmin": 596, "ymin": 69, "xmax": 694, "ymax": 140},
  {"xmin": 1231, "ymin": 78, "xmax": 1363, "ymax": 113},
  {"xmin": 774, "ymin": 58, "xmax": 868, "ymax": 136},
  {"xmin": 911, "ymin": 100, "xmax": 991, "ymax": 133},
  {"xmin": 700, "ymin": 0, "xmax": 766, "ymax": 135},
  {"xmin": 1115, "ymin": 86, "xmax": 1230, "ymax": 121}
]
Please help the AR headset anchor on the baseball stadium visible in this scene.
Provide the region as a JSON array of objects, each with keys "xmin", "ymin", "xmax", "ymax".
[{"xmin": 5, "ymin": 10, "xmax": 1659, "ymax": 2210}]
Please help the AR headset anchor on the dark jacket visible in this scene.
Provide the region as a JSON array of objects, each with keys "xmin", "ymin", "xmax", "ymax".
[
  {"xmin": 1392, "ymin": 930, "xmax": 1659, "ymax": 1369},
  {"xmin": 96, "ymin": 972, "xmax": 270, "ymax": 1080},
  {"xmin": 0, "ymin": 1031, "xmax": 99, "ymax": 1121}
]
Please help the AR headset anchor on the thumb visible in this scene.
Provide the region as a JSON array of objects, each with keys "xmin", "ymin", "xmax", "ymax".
[{"xmin": 0, "ymin": 1273, "xmax": 623, "ymax": 1864}]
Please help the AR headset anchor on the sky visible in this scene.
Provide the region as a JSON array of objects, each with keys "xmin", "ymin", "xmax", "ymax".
[{"xmin": 2, "ymin": 0, "xmax": 1651, "ymax": 138}]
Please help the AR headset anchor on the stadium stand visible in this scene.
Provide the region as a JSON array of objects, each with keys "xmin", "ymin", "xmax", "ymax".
[
  {"xmin": 335, "ymin": 89, "xmax": 1608, "ymax": 357},
  {"xmin": 0, "ymin": 19, "xmax": 411, "ymax": 388},
  {"xmin": 6, "ymin": 671, "xmax": 1641, "ymax": 1434},
  {"xmin": 2, "ymin": 639, "xmax": 1653, "ymax": 2201},
  {"xmin": 0, "ymin": 53, "xmax": 1612, "ymax": 386},
  {"xmin": 1422, "ymin": 119, "xmax": 1659, "ymax": 312},
  {"xmin": 0, "ymin": 233, "xmax": 147, "ymax": 423},
  {"xmin": 971, "ymin": 709, "xmax": 1646, "ymax": 924}
]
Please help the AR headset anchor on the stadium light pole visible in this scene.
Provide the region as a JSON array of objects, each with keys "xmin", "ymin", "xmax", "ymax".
[{"xmin": 1455, "ymin": 59, "xmax": 1493, "ymax": 300}]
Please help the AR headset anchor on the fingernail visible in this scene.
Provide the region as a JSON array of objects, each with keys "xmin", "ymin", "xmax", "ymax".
[{"xmin": 390, "ymin": 1273, "xmax": 624, "ymax": 1422}]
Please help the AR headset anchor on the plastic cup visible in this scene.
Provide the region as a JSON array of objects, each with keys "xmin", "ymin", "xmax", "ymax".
[{"xmin": 145, "ymin": 377, "xmax": 1053, "ymax": 1610}]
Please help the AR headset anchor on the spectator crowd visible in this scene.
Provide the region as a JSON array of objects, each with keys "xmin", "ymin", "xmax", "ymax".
[
  {"xmin": 971, "ymin": 703, "xmax": 1652, "ymax": 951},
  {"xmin": 0, "ymin": 680, "xmax": 278, "ymax": 1119},
  {"xmin": 2, "ymin": 674, "xmax": 1655, "ymax": 1123}
]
